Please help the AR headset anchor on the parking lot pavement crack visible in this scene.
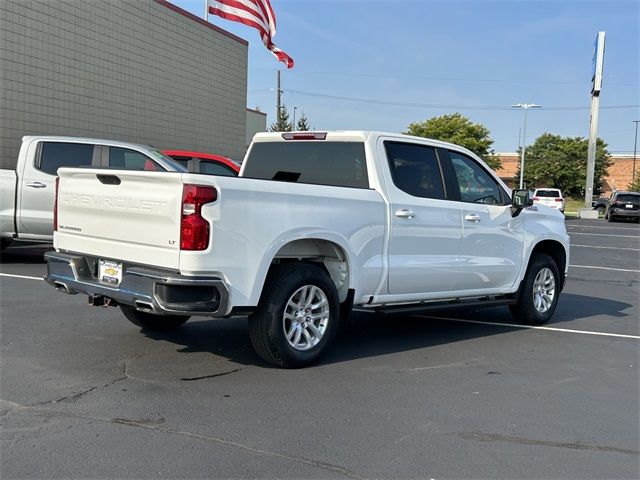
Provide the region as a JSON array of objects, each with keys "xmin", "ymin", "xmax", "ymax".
[
  {"xmin": 180, "ymin": 368, "xmax": 243, "ymax": 381},
  {"xmin": 110, "ymin": 418, "xmax": 368, "ymax": 479},
  {"xmin": 453, "ymin": 431, "xmax": 639, "ymax": 456}
]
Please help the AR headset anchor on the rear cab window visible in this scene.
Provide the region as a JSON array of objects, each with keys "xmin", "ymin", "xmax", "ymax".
[
  {"xmin": 109, "ymin": 147, "xmax": 159, "ymax": 171},
  {"xmin": 243, "ymin": 141, "xmax": 369, "ymax": 188},
  {"xmin": 37, "ymin": 142, "xmax": 95, "ymax": 175},
  {"xmin": 535, "ymin": 190, "xmax": 562, "ymax": 198}
]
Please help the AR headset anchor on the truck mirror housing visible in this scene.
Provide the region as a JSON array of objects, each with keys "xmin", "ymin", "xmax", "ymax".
[{"xmin": 511, "ymin": 189, "xmax": 531, "ymax": 208}]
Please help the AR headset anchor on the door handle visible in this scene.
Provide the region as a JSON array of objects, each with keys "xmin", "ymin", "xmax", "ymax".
[
  {"xmin": 395, "ymin": 209, "xmax": 415, "ymax": 219},
  {"xmin": 464, "ymin": 213, "xmax": 481, "ymax": 223},
  {"xmin": 26, "ymin": 182, "xmax": 46, "ymax": 188}
]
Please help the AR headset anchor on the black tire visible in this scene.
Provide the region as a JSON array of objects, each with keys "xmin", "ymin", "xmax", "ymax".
[
  {"xmin": 120, "ymin": 305, "xmax": 189, "ymax": 331},
  {"xmin": 0, "ymin": 238, "xmax": 11, "ymax": 250},
  {"xmin": 248, "ymin": 263, "xmax": 340, "ymax": 368},
  {"xmin": 607, "ymin": 213, "xmax": 615, "ymax": 222},
  {"xmin": 509, "ymin": 253, "xmax": 561, "ymax": 325}
]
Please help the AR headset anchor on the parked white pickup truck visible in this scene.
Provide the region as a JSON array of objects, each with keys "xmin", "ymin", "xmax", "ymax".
[
  {"xmin": 45, "ymin": 131, "xmax": 570, "ymax": 367},
  {"xmin": 0, "ymin": 136, "xmax": 185, "ymax": 249}
]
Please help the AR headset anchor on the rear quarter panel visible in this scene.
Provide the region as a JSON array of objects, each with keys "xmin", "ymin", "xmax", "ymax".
[{"xmin": 178, "ymin": 174, "xmax": 386, "ymax": 308}]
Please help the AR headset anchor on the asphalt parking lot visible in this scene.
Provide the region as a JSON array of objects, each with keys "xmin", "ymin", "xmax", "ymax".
[{"xmin": 1, "ymin": 218, "xmax": 638, "ymax": 479}]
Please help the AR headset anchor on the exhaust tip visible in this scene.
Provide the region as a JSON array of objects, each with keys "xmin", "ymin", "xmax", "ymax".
[
  {"xmin": 134, "ymin": 301, "xmax": 155, "ymax": 313},
  {"xmin": 54, "ymin": 282, "xmax": 70, "ymax": 294}
]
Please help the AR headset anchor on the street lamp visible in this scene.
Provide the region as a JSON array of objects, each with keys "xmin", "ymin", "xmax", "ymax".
[
  {"xmin": 511, "ymin": 103, "xmax": 542, "ymax": 189},
  {"xmin": 293, "ymin": 106, "xmax": 298, "ymax": 129},
  {"xmin": 633, "ymin": 120, "xmax": 639, "ymax": 183}
]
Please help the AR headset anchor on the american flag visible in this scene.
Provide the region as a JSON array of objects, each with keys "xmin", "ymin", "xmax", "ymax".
[{"xmin": 207, "ymin": 0, "xmax": 294, "ymax": 69}]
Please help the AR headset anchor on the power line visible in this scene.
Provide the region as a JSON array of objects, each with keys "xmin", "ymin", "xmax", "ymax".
[
  {"xmin": 285, "ymin": 89, "xmax": 639, "ymax": 112},
  {"xmin": 252, "ymin": 67, "xmax": 639, "ymax": 87}
]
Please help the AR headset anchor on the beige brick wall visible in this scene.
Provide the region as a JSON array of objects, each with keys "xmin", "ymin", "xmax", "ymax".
[{"xmin": 0, "ymin": 0, "xmax": 248, "ymax": 168}]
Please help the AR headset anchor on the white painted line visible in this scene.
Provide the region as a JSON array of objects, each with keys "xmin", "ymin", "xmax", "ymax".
[
  {"xmin": 569, "ymin": 264, "xmax": 640, "ymax": 273},
  {"xmin": 566, "ymin": 225, "xmax": 639, "ymax": 230},
  {"xmin": 0, "ymin": 272, "xmax": 44, "ymax": 281},
  {"xmin": 568, "ymin": 232, "xmax": 639, "ymax": 239},
  {"xmin": 571, "ymin": 244, "xmax": 640, "ymax": 251},
  {"xmin": 415, "ymin": 315, "xmax": 640, "ymax": 340}
]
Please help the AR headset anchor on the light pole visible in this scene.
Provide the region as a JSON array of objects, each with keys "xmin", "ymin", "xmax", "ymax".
[
  {"xmin": 633, "ymin": 120, "xmax": 639, "ymax": 183},
  {"xmin": 293, "ymin": 106, "xmax": 298, "ymax": 129},
  {"xmin": 511, "ymin": 103, "xmax": 542, "ymax": 189}
]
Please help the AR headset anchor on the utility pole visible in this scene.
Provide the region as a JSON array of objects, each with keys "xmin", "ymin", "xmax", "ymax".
[
  {"xmin": 633, "ymin": 120, "xmax": 639, "ymax": 184},
  {"xmin": 511, "ymin": 103, "xmax": 542, "ymax": 189},
  {"xmin": 276, "ymin": 70, "xmax": 282, "ymax": 124},
  {"xmin": 293, "ymin": 106, "xmax": 297, "ymax": 128}
]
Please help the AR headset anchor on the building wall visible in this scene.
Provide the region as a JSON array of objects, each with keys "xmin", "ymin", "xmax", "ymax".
[
  {"xmin": 495, "ymin": 153, "xmax": 637, "ymax": 194},
  {"xmin": 0, "ymin": 0, "xmax": 248, "ymax": 169},
  {"xmin": 245, "ymin": 108, "xmax": 267, "ymax": 151}
]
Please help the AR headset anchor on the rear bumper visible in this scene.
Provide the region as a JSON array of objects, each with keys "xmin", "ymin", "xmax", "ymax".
[
  {"xmin": 44, "ymin": 251, "xmax": 229, "ymax": 317},
  {"xmin": 609, "ymin": 208, "xmax": 640, "ymax": 217}
]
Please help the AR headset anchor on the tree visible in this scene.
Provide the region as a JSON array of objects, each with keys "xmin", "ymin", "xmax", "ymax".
[
  {"xmin": 627, "ymin": 172, "xmax": 640, "ymax": 192},
  {"xmin": 296, "ymin": 111, "xmax": 310, "ymax": 131},
  {"xmin": 519, "ymin": 133, "xmax": 612, "ymax": 197},
  {"xmin": 269, "ymin": 105, "xmax": 293, "ymax": 132},
  {"xmin": 405, "ymin": 113, "xmax": 501, "ymax": 170}
]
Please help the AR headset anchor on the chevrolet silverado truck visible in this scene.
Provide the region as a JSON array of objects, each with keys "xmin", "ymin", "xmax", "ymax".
[
  {"xmin": 0, "ymin": 136, "xmax": 185, "ymax": 249},
  {"xmin": 44, "ymin": 131, "xmax": 570, "ymax": 367}
]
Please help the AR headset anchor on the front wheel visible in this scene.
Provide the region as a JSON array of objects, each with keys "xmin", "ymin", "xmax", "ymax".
[
  {"xmin": 509, "ymin": 253, "xmax": 560, "ymax": 325},
  {"xmin": 607, "ymin": 213, "xmax": 615, "ymax": 222},
  {"xmin": 249, "ymin": 263, "xmax": 340, "ymax": 368},
  {"xmin": 120, "ymin": 305, "xmax": 189, "ymax": 331}
]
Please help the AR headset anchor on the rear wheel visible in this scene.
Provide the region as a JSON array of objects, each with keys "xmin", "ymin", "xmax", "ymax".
[
  {"xmin": 509, "ymin": 253, "xmax": 560, "ymax": 325},
  {"xmin": 248, "ymin": 263, "xmax": 340, "ymax": 368},
  {"xmin": 120, "ymin": 305, "xmax": 189, "ymax": 331}
]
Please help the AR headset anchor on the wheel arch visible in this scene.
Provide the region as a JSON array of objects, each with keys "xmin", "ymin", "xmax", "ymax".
[
  {"xmin": 253, "ymin": 236, "xmax": 354, "ymax": 305},
  {"xmin": 529, "ymin": 239, "xmax": 567, "ymax": 290}
]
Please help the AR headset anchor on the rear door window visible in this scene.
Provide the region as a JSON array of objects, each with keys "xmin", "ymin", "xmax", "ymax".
[
  {"xmin": 109, "ymin": 147, "xmax": 158, "ymax": 171},
  {"xmin": 38, "ymin": 142, "xmax": 95, "ymax": 175},
  {"xmin": 383, "ymin": 142, "xmax": 446, "ymax": 199},
  {"xmin": 243, "ymin": 141, "xmax": 369, "ymax": 188}
]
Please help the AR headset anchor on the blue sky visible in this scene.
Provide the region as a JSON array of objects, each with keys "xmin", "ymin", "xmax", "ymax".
[{"xmin": 175, "ymin": 0, "xmax": 639, "ymax": 154}]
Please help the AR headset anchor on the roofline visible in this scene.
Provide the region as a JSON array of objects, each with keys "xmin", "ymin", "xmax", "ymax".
[
  {"xmin": 246, "ymin": 107, "xmax": 267, "ymax": 116},
  {"xmin": 153, "ymin": 0, "xmax": 248, "ymax": 46},
  {"xmin": 21, "ymin": 135, "xmax": 153, "ymax": 151}
]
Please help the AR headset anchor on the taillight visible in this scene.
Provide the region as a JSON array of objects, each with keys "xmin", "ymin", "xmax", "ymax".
[
  {"xmin": 180, "ymin": 184, "xmax": 217, "ymax": 250},
  {"xmin": 53, "ymin": 177, "xmax": 60, "ymax": 231},
  {"xmin": 532, "ymin": 197, "xmax": 540, "ymax": 201},
  {"xmin": 554, "ymin": 198, "xmax": 563, "ymax": 202}
]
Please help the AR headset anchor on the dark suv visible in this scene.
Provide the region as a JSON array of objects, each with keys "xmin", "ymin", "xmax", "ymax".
[{"xmin": 605, "ymin": 191, "xmax": 640, "ymax": 222}]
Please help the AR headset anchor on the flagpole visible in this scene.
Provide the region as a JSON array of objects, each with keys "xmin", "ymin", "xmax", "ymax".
[{"xmin": 204, "ymin": 0, "xmax": 208, "ymax": 21}]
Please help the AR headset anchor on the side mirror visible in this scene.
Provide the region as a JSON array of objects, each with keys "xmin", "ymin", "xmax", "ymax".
[
  {"xmin": 511, "ymin": 189, "xmax": 531, "ymax": 208},
  {"xmin": 591, "ymin": 200, "xmax": 596, "ymax": 207}
]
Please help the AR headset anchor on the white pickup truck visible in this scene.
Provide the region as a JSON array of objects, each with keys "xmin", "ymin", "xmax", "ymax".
[
  {"xmin": 0, "ymin": 136, "xmax": 185, "ymax": 249},
  {"xmin": 45, "ymin": 131, "xmax": 570, "ymax": 367}
]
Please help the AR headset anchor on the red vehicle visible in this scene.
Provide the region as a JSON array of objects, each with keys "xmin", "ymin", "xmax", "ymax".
[{"xmin": 162, "ymin": 150, "xmax": 240, "ymax": 176}]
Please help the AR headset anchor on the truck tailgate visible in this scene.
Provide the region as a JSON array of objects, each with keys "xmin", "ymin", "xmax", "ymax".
[{"xmin": 55, "ymin": 169, "xmax": 183, "ymax": 270}]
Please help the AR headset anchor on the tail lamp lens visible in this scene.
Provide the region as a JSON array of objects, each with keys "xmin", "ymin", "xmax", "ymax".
[
  {"xmin": 180, "ymin": 184, "xmax": 217, "ymax": 250},
  {"xmin": 53, "ymin": 177, "xmax": 60, "ymax": 231}
]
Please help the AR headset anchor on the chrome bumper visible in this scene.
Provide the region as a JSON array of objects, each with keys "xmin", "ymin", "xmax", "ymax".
[{"xmin": 44, "ymin": 251, "xmax": 229, "ymax": 317}]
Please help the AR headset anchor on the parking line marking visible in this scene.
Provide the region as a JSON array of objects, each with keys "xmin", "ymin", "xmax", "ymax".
[
  {"xmin": 568, "ymin": 232, "xmax": 639, "ymax": 239},
  {"xmin": 569, "ymin": 264, "xmax": 640, "ymax": 273},
  {"xmin": 0, "ymin": 273, "xmax": 44, "ymax": 281},
  {"xmin": 571, "ymin": 244, "xmax": 640, "ymax": 251},
  {"xmin": 415, "ymin": 315, "xmax": 640, "ymax": 340},
  {"xmin": 566, "ymin": 225, "xmax": 639, "ymax": 230}
]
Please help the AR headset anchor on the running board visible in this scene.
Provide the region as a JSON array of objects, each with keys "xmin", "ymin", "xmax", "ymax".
[{"xmin": 374, "ymin": 297, "xmax": 518, "ymax": 316}]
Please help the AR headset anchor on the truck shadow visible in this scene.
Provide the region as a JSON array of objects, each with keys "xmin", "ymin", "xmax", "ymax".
[
  {"xmin": 141, "ymin": 293, "xmax": 633, "ymax": 368},
  {"xmin": 0, "ymin": 243, "xmax": 52, "ymax": 264}
]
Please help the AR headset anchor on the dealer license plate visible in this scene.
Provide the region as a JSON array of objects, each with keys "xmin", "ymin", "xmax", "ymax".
[{"xmin": 98, "ymin": 259, "xmax": 122, "ymax": 286}]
